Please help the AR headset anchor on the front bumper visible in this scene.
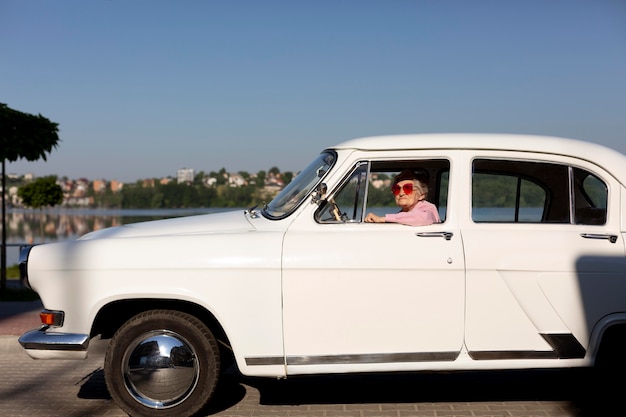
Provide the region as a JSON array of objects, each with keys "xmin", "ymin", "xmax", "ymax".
[{"xmin": 19, "ymin": 326, "xmax": 90, "ymax": 359}]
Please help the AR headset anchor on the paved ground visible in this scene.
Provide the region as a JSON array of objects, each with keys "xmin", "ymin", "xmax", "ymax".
[{"xmin": 0, "ymin": 300, "xmax": 621, "ymax": 416}]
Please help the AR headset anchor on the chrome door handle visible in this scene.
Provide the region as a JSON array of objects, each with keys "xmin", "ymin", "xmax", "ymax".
[
  {"xmin": 416, "ymin": 231, "xmax": 453, "ymax": 240},
  {"xmin": 580, "ymin": 233, "xmax": 618, "ymax": 243}
]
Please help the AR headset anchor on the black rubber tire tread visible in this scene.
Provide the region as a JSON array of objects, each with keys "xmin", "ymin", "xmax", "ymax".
[{"xmin": 104, "ymin": 309, "xmax": 220, "ymax": 417}]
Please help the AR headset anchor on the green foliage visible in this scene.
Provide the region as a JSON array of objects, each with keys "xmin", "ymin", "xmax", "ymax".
[
  {"xmin": 282, "ymin": 171, "xmax": 294, "ymax": 184},
  {"xmin": 366, "ymin": 182, "xmax": 396, "ymax": 207},
  {"xmin": 473, "ymin": 174, "xmax": 545, "ymax": 208},
  {"xmin": 256, "ymin": 171, "xmax": 266, "ymax": 188},
  {"xmin": 268, "ymin": 166, "xmax": 280, "ymax": 175},
  {"xmin": 91, "ymin": 186, "xmax": 122, "ymax": 208},
  {"xmin": 6, "ymin": 264, "xmax": 19, "ymax": 278},
  {"xmin": 0, "ymin": 103, "xmax": 60, "ymax": 162},
  {"xmin": 17, "ymin": 176, "xmax": 64, "ymax": 209},
  {"xmin": 117, "ymin": 181, "xmax": 256, "ymax": 209}
]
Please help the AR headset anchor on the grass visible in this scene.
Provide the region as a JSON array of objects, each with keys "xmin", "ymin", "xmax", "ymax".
[{"xmin": 6, "ymin": 264, "xmax": 19, "ymax": 278}]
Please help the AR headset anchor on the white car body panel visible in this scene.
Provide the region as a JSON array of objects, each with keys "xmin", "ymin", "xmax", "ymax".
[
  {"xmin": 26, "ymin": 212, "xmax": 289, "ymax": 375},
  {"xmin": 282, "ymin": 214, "xmax": 465, "ymax": 369}
]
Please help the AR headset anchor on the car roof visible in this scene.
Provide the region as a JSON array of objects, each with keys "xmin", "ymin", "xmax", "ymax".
[{"xmin": 330, "ymin": 133, "xmax": 626, "ymax": 184}]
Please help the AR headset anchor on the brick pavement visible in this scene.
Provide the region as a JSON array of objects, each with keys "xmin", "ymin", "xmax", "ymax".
[
  {"xmin": 0, "ymin": 300, "xmax": 43, "ymax": 336},
  {"xmin": 0, "ymin": 300, "xmax": 621, "ymax": 416}
]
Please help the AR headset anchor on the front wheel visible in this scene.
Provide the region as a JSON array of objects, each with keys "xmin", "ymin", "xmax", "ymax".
[{"xmin": 104, "ymin": 309, "xmax": 220, "ymax": 417}]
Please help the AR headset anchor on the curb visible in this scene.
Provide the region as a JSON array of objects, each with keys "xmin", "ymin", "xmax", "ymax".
[{"xmin": 0, "ymin": 335, "xmax": 26, "ymax": 354}]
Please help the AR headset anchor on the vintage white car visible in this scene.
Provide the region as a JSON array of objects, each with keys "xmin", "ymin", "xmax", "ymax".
[{"xmin": 19, "ymin": 133, "xmax": 626, "ymax": 417}]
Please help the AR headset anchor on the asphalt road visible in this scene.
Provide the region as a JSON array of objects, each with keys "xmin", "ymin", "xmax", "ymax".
[{"xmin": 0, "ymin": 301, "xmax": 620, "ymax": 416}]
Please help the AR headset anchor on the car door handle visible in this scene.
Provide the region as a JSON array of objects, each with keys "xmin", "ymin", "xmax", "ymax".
[
  {"xmin": 580, "ymin": 233, "xmax": 618, "ymax": 243},
  {"xmin": 416, "ymin": 231, "xmax": 453, "ymax": 240}
]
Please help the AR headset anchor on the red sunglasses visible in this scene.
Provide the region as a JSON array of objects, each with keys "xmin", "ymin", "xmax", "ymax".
[{"xmin": 391, "ymin": 183, "xmax": 414, "ymax": 195}]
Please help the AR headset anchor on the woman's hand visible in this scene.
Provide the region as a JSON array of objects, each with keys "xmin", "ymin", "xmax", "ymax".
[{"xmin": 365, "ymin": 213, "xmax": 385, "ymax": 223}]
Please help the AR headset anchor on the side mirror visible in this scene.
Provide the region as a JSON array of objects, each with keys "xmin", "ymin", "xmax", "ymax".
[{"xmin": 311, "ymin": 183, "xmax": 328, "ymax": 205}]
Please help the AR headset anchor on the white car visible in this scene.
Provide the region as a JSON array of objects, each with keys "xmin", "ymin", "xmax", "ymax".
[{"xmin": 19, "ymin": 133, "xmax": 626, "ymax": 417}]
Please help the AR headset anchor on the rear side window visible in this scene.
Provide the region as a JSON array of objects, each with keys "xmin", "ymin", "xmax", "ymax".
[
  {"xmin": 472, "ymin": 159, "xmax": 607, "ymax": 225},
  {"xmin": 573, "ymin": 168, "xmax": 607, "ymax": 225}
]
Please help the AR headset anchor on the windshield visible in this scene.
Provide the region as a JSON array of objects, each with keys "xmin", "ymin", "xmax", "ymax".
[{"xmin": 263, "ymin": 151, "xmax": 336, "ymax": 219}]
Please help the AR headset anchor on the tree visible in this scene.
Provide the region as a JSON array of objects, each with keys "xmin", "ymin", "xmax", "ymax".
[
  {"xmin": 193, "ymin": 171, "xmax": 205, "ymax": 186},
  {"xmin": 282, "ymin": 171, "xmax": 294, "ymax": 185},
  {"xmin": 18, "ymin": 176, "xmax": 64, "ymax": 242},
  {"xmin": 18, "ymin": 176, "xmax": 63, "ymax": 209},
  {"xmin": 0, "ymin": 103, "xmax": 60, "ymax": 293},
  {"xmin": 238, "ymin": 171, "xmax": 251, "ymax": 183},
  {"xmin": 268, "ymin": 166, "xmax": 280, "ymax": 176},
  {"xmin": 256, "ymin": 170, "xmax": 267, "ymax": 189}
]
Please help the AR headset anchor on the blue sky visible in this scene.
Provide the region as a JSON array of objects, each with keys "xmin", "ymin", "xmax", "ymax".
[{"xmin": 2, "ymin": 0, "xmax": 625, "ymax": 182}]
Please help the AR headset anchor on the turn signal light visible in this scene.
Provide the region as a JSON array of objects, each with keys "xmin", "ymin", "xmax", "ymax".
[{"xmin": 39, "ymin": 310, "xmax": 64, "ymax": 327}]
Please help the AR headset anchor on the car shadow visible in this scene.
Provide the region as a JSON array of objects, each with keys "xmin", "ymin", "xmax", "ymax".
[
  {"xmin": 238, "ymin": 367, "xmax": 618, "ymax": 415},
  {"xmin": 77, "ymin": 366, "xmax": 248, "ymax": 412},
  {"xmin": 78, "ymin": 366, "xmax": 619, "ymax": 416}
]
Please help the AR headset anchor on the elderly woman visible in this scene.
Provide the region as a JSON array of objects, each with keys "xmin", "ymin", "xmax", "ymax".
[{"xmin": 364, "ymin": 169, "xmax": 440, "ymax": 226}]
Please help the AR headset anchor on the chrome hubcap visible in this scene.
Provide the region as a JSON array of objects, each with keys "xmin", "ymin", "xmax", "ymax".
[{"xmin": 122, "ymin": 330, "xmax": 199, "ymax": 409}]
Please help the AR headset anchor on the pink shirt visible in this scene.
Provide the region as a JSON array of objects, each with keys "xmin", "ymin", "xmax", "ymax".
[{"xmin": 384, "ymin": 200, "xmax": 441, "ymax": 226}]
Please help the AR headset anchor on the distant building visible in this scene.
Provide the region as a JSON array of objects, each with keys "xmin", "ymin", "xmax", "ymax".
[
  {"xmin": 110, "ymin": 180, "xmax": 124, "ymax": 192},
  {"xmin": 177, "ymin": 168, "xmax": 194, "ymax": 184},
  {"xmin": 73, "ymin": 179, "xmax": 89, "ymax": 198},
  {"xmin": 92, "ymin": 179, "xmax": 107, "ymax": 193},
  {"xmin": 228, "ymin": 173, "xmax": 246, "ymax": 187}
]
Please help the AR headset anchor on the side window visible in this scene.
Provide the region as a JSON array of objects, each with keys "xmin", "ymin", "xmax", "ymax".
[
  {"xmin": 471, "ymin": 159, "xmax": 608, "ymax": 225},
  {"xmin": 366, "ymin": 160, "xmax": 450, "ymax": 222},
  {"xmin": 316, "ymin": 159, "xmax": 450, "ymax": 223},
  {"xmin": 472, "ymin": 159, "xmax": 566, "ymax": 223},
  {"xmin": 316, "ymin": 163, "xmax": 369, "ymax": 223}
]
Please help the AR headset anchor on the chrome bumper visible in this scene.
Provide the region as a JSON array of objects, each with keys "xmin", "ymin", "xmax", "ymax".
[{"xmin": 19, "ymin": 326, "xmax": 90, "ymax": 359}]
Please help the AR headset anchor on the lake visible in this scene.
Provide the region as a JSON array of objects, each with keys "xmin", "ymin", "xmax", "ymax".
[{"xmin": 2, "ymin": 207, "xmax": 242, "ymax": 266}]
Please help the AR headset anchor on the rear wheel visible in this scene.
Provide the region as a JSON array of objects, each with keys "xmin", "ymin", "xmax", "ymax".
[
  {"xmin": 595, "ymin": 325, "xmax": 626, "ymax": 370},
  {"xmin": 104, "ymin": 309, "xmax": 220, "ymax": 417}
]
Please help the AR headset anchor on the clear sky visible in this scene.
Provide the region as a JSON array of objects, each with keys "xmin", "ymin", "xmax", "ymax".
[{"xmin": 2, "ymin": 0, "xmax": 625, "ymax": 183}]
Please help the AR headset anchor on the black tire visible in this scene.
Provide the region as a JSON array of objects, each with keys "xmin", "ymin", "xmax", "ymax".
[{"xmin": 104, "ymin": 309, "xmax": 220, "ymax": 417}]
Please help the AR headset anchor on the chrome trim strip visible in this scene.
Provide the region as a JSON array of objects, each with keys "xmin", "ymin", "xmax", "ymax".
[
  {"xmin": 287, "ymin": 351, "xmax": 458, "ymax": 365},
  {"xmin": 245, "ymin": 351, "xmax": 458, "ymax": 366},
  {"xmin": 245, "ymin": 333, "xmax": 585, "ymax": 366},
  {"xmin": 245, "ymin": 356, "xmax": 284, "ymax": 366},
  {"xmin": 18, "ymin": 327, "xmax": 90, "ymax": 351}
]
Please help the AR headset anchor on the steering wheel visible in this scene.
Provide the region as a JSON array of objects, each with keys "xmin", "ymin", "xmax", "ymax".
[{"xmin": 328, "ymin": 197, "xmax": 342, "ymax": 221}]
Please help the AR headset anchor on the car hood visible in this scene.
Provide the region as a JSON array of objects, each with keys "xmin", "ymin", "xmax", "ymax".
[{"xmin": 78, "ymin": 209, "xmax": 253, "ymax": 240}]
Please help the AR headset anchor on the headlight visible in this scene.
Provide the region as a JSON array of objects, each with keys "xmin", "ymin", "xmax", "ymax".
[{"xmin": 18, "ymin": 245, "xmax": 34, "ymax": 289}]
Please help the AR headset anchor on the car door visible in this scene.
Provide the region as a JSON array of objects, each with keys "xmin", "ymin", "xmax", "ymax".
[
  {"xmin": 461, "ymin": 151, "xmax": 626, "ymax": 362},
  {"xmin": 281, "ymin": 155, "xmax": 466, "ymax": 374}
]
